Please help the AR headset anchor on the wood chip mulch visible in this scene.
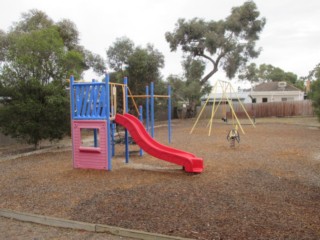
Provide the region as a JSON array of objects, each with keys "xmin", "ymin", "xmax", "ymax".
[{"xmin": 0, "ymin": 118, "xmax": 320, "ymax": 239}]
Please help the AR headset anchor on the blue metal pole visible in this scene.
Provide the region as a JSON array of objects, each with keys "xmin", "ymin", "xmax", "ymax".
[
  {"xmin": 139, "ymin": 105, "xmax": 144, "ymax": 156},
  {"xmin": 70, "ymin": 76, "xmax": 75, "ymax": 168},
  {"xmin": 92, "ymin": 79, "xmax": 96, "ymax": 122},
  {"xmin": 168, "ymin": 85, "xmax": 172, "ymax": 144},
  {"xmin": 124, "ymin": 77, "xmax": 129, "ymax": 163},
  {"xmin": 111, "ymin": 123, "xmax": 115, "ymax": 157},
  {"xmin": 105, "ymin": 73, "xmax": 112, "ymax": 170},
  {"xmin": 70, "ymin": 76, "xmax": 75, "ymax": 119},
  {"xmin": 146, "ymin": 85, "xmax": 150, "ymax": 134},
  {"xmin": 150, "ymin": 82, "xmax": 154, "ymax": 138},
  {"xmin": 94, "ymin": 129, "xmax": 98, "ymax": 147},
  {"xmin": 93, "ymin": 80, "xmax": 98, "ymax": 146}
]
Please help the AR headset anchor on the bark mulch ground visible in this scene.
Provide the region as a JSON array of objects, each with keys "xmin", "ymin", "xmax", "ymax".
[{"xmin": 0, "ymin": 117, "xmax": 320, "ymax": 239}]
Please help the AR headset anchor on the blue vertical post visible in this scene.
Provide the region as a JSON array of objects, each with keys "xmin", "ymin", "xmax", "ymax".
[
  {"xmin": 94, "ymin": 129, "xmax": 98, "ymax": 147},
  {"xmin": 150, "ymin": 82, "xmax": 154, "ymax": 138},
  {"xmin": 70, "ymin": 76, "xmax": 75, "ymax": 168},
  {"xmin": 124, "ymin": 77, "xmax": 129, "ymax": 163},
  {"xmin": 93, "ymin": 78, "xmax": 98, "ymax": 148},
  {"xmin": 70, "ymin": 76, "xmax": 75, "ymax": 119},
  {"xmin": 105, "ymin": 73, "xmax": 112, "ymax": 170},
  {"xmin": 168, "ymin": 85, "xmax": 172, "ymax": 144},
  {"xmin": 139, "ymin": 105, "xmax": 144, "ymax": 156},
  {"xmin": 92, "ymin": 78, "xmax": 99, "ymax": 146},
  {"xmin": 111, "ymin": 123, "xmax": 115, "ymax": 157},
  {"xmin": 146, "ymin": 85, "xmax": 150, "ymax": 134}
]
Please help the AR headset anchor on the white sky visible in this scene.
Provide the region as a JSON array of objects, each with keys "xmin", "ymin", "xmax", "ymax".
[{"xmin": 1, "ymin": 0, "xmax": 320, "ymax": 87}]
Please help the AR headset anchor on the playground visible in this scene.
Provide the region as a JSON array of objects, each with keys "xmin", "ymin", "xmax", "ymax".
[{"xmin": 0, "ymin": 116, "xmax": 320, "ymax": 239}]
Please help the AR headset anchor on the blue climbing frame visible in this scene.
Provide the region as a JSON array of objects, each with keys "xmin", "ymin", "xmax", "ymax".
[{"xmin": 70, "ymin": 74, "xmax": 172, "ymax": 171}]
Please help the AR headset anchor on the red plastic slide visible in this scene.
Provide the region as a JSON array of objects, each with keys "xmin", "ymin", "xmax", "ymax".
[{"xmin": 114, "ymin": 113, "xmax": 203, "ymax": 173}]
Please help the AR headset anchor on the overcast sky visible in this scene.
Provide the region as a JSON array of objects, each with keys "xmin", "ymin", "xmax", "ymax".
[{"xmin": 1, "ymin": 0, "xmax": 320, "ymax": 86}]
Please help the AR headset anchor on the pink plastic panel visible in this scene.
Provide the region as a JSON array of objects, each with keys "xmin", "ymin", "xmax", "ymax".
[{"xmin": 72, "ymin": 120, "xmax": 108, "ymax": 170}]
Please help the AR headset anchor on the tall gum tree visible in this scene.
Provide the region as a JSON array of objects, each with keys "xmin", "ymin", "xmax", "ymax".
[{"xmin": 165, "ymin": 1, "xmax": 266, "ymax": 84}]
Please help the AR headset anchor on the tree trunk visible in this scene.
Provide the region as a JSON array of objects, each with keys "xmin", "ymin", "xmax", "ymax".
[
  {"xmin": 199, "ymin": 52, "xmax": 224, "ymax": 85},
  {"xmin": 200, "ymin": 68, "xmax": 218, "ymax": 85},
  {"xmin": 34, "ymin": 141, "xmax": 41, "ymax": 150}
]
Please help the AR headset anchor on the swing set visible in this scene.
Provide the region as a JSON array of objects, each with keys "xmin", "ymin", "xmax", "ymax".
[{"xmin": 190, "ymin": 80, "xmax": 256, "ymax": 139}]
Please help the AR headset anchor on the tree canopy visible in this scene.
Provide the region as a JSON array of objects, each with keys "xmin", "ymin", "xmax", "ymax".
[
  {"xmin": 106, "ymin": 37, "xmax": 134, "ymax": 73},
  {"xmin": 106, "ymin": 37, "xmax": 164, "ymax": 95},
  {"xmin": 0, "ymin": 9, "xmax": 105, "ymax": 82},
  {"xmin": 0, "ymin": 80, "xmax": 70, "ymax": 149},
  {"xmin": 165, "ymin": 1, "xmax": 266, "ymax": 83},
  {"xmin": 167, "ymin": 56, "xmax": 211, "ymax": 117},
  {"xmin": 239, "ymin": 63, "xmax": 296, "ymax": 82},
  {"xmin": 239, "ymin": 63, "xmax": 305, "ymax": 90},
  {"xmin": 0, "ymin": 10, "xmax": 105, "ymax": 148},
  {"xmin": 126, "ymin": 44, "xmax": 164, "ymax": 95},
  {"xmin": 182, "ymin": 56, "xmax": 211, "ymax": 104},
  {"xmin": 308, "ymin": 63, "xmax": 320, "ymax": 121}
]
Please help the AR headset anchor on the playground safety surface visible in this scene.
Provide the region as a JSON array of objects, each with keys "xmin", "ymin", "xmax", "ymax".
[{"xmin": 1, "ymin": 117, "xmax": 320, "ymax": 239}]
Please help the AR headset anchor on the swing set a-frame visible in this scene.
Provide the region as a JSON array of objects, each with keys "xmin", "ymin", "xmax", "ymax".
[{"xmin": 190, "ymin": 80, "xmax": 256, "ymax": 136}]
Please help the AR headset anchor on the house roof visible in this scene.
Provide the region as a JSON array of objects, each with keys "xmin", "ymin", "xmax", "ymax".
[{"xmin": 253, "ymin": 82, "xmax": 300, "ymax": 92}]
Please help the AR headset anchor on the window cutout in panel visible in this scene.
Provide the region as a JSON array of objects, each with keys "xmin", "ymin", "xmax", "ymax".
[{"xmin": 80, "ymin": 128, "xmax": 99, "ymax": 147}]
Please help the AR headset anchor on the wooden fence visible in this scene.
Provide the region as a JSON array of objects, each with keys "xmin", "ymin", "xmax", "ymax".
[
  {"xmin": 197, "ymin": 100, "xmax": 314, "ymax": 119},
  {"xmin": 247, "ymin": 100, "xmax": 314, "ymax": 118}
]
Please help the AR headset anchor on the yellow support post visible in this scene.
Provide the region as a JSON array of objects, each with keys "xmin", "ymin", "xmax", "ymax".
[
  {"xmin": 206, "ymin": 98, "xmax": 222, "ymax": 128},
  {"xmin": 230, "ymin": 85, "xmax": 256, "ymax": 128},
  {"xmin": 127, "ymin": 87, "xmax": 140, "ymax": 116},
  {"xmin": 225, "ymin": 96, "xmax": 245, "ymax": 134},
  {"xmin": 207, "ymin": 82, "xmax": 219, "ymax": 136},
  {"xmin": 190, "ymin": 95, "xmax": 210, "ymax": 134}
]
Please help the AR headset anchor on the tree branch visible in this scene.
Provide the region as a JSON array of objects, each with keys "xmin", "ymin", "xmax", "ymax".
[{"xmin": 199, "ymin": 52, "xmax": 224, "ymax": 85}]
